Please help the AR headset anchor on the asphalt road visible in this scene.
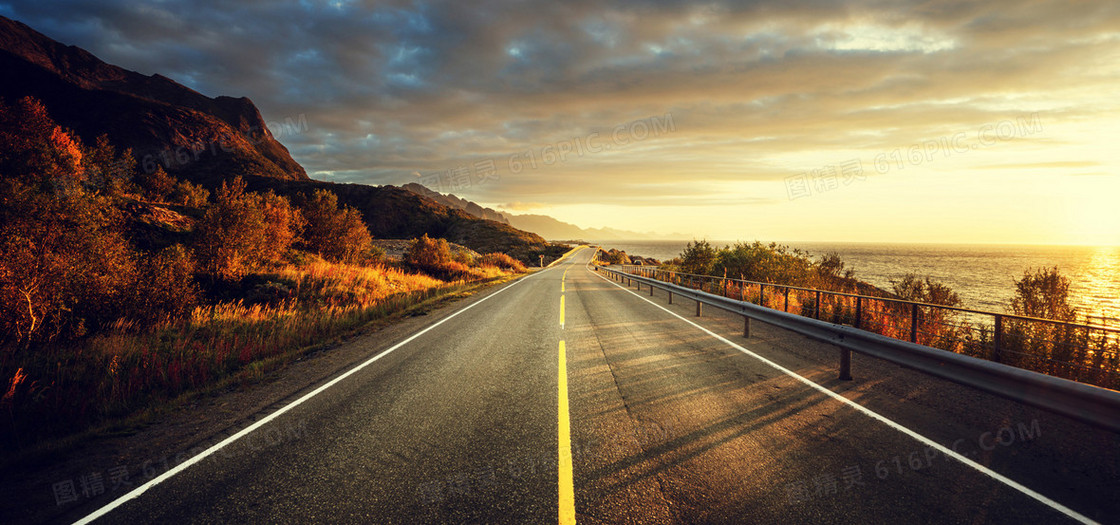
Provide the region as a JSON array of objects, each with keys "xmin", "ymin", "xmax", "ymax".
[{"xmin": 72, "ymin": 247, "xmax": 1119, "ymax": 524}]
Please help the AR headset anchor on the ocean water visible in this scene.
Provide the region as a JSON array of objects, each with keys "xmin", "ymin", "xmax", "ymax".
[{"xmin": 591, "ymin": 240, "xmax": 1120, "ymax": 324}]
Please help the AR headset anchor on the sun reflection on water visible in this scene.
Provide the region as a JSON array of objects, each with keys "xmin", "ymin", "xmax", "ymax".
[{"xmin": 1072, "ymin": 246, "xmax": 1120, "ymax": 325}]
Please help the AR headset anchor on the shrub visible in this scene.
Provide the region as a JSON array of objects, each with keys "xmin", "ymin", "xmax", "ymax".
[
  {"xmin": 171, "ymin": 178, "xmax": 210, "ymax": 207},
  {"xmin": 713, "ymin": 241, "xmax": 814, "ymax": 285},
  {"xmin": 259, "ymin": 190, "xmax": 305, "ymax": 264},
  {"xmin": 405, "ymin": 234, "xmax": 452, "ymax": 270},
  {"xmin": 0, "ymin": 98, "xmax": 140, "ymax": 346},
  {"xmin": 193, "ymin": 178, "xmax": 301, "ymax": 279},
  {"xmin": 1010, "ymin": 267, "xmax": 1078, "ymax": 322},
  {"xmin": 679, "ymin": 240, "xmax": 717, "ymax": 274},
  {"xmin": 137, "ymin": 166, "xmax": 176, "ymax": 202},
  {"xmin": 127, "ymin": 245, "xmax": 200, "ymax": 325},
  {"xmin": 297, "ymin": 189, "xmax": 373, "ymax": 263},
  {"xmin": 479, "ymin": 252, "xmax": 527, "ymax": 272}
]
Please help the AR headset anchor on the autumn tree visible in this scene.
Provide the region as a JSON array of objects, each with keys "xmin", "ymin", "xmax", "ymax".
[
  {"xmin": 193, "ymin": 178, "xmax": 303, "ymax": 279},
  {"xmin": 297, "ymin": 189, "xmax": 373, "ymax": 263},
  {"xmin": 0, "ymin": 97, "xmax": 136, "ymax": 345},
  {"xmin": 405, "ymin": 234, "xmax": 452, "ymax": 270}
]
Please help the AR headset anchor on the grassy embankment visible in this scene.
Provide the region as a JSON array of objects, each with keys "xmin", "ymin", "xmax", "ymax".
[{"xmin": 1, "ymin": 252, "xmax": 528, "ymax": 464}]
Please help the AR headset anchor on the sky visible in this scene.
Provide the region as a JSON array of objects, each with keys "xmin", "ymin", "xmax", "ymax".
[{"xmin": 3, "ymin": 0, "xmax": 1119, "ymax": 246}]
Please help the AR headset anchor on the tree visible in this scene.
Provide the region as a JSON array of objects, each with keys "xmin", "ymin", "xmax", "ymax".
[
  {"xmin": 297, "ymin": 189, "xmax": 373, "ymax": 263},
  {"xmin": 679, "ymin": 240, "xmax": 717, "ymax": 275},
  {"xmin": 890, "ymin": 274, "xmax": 961, "ymax": 307},
  {"xmin": 193, "ymin": 177, "xmax": 270, "ymax": 279},
  {"xmin": 259, "ymin": 191, "xmax": 305, "ymax": 264},
  {"xmin": 405, "ymin": 234, "xmax": 452, "ymax": 270},
  {"xmin": 83, "ymin": 135, "xmax": 136, "ymax": 197},
  {"xmin": 0, "ymin": 98, "xmax": 137, "ymax": 345},
  {"xmin": 1010, "ymin": 267, "xmax": 1077, "ymax": 322},
  {"xmin": 128, "ymin": 245, "xmax": 200, "ymax": 325},
  {"xmin": 138, "ymin": 166, "xmax": 177, "ymax": 202}
]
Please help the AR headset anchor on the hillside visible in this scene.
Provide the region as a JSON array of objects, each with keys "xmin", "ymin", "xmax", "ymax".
[
  {"xmin": 0, "ymin": 15, "xmax": 558, "ymax": 263},
  {"xmin": 401, "ymin": 182, "xmax": 679, "ymax": 241},
  {"xmin": 401, "ymin": 183, "xmax": 510, "ymax": 224},
  {"xmin": 0, "ymin": 16, "xmax": 306, "ymax": 186}
]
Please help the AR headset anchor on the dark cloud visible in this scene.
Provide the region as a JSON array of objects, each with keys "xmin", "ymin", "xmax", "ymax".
[{"xmin": 3, "ymin": 0, "xmax": 1118, "ymax": 225}]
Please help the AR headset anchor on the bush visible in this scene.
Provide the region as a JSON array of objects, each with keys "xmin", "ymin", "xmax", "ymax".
[
  {"xmin": 1010, "ymin": 266, "xmax": 1077, "ymax": 321},
  {"xmin": 0, "ymin": 98, "xmax": 141, "ymax": 346},
  {"xmin": 193, "ymin": 178, "xmax": 302, "ymax": 279},
  {"xmin": 405, "ymin": 234, "xmax": 452, "ymax": 270},
  {"xmin": 713, "ymin": 241, "xmax": 814, "ymax": 285},
  {"xmin": 479, "ymin": 252, "xmax": 527, "ymax": 272},
  {"xmin": 679, "ymin": 240, "xmax": 717, "ymax": 274},
  {"xmin": 171, "ymin": 178, "xmax": 210, "ymax": 207},
  {"xmin": 297, "ymin": 189, "xmax": 373, "ymax": 263},
  {"xmin": 891, "ymin": 274, "xmax": 961, "ymax": 307},
  {"xmin": 138, "ymin": 166, "xmax": 176, "ymax": 202},
  {"xmin": 127, "ymin": 245, "xmax": 200, "ymax": 325}
]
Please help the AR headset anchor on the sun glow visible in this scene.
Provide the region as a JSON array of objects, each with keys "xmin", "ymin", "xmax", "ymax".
[{"xmin": 1063, "ymin": 176, "xmax": 1120, "ymax": 247}]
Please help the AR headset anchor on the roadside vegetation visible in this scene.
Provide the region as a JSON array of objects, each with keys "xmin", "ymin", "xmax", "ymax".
[
  {"xmin": 603, "ymin": 240, "xmax": 1119, "ymax": 389},
  {"xmin": 0, "ymin": 97, "xmax": 532, "ymax": 452}
]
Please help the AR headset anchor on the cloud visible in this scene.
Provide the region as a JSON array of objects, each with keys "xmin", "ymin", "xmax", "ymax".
[
  {"xmin": 4, "ymin": 0, "xmax": 1119, "ymax": 235},
  {"xmin": 498, "ymin": 202, "xmax": 546, "ymax": 212}
]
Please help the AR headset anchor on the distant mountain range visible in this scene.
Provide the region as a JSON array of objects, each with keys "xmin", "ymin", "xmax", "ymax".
[
  {"xmin": 0, "ymin": 15, "xmax": 559, "ymax": 261},
  {"xmin": 401, "ymin": 183, "xmax": 686, "ymax": 241}
]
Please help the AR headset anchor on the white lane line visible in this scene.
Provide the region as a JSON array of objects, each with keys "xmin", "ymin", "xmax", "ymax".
[
  {"xmin": 74, "ymin": 272, "xmax": 539, "ymax": 525},
  {"xmin": 589, "ymin": 268, "xmax": 1096, "ymax": 525}
]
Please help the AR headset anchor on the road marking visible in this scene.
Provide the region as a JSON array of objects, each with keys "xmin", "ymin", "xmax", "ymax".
[
  {"xmin": 74, "ymin": 272, "xmax": 537, "ymax": 525},
  {"xmin": 591, "ymin": 269, "xmax": 1097, "ymax": 525},
  {"xmin": 560, "ymin": 295, "xmax": 566, "ymax": 329},
  {"xmin": 558, "ymin": 340, "xmax": 577, "ymax": 525}
]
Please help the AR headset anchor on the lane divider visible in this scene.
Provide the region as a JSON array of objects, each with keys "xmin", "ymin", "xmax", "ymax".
[
  {"xmin": 589, "ymin": 267, "xmax": 1096, "ymax": 525},
  {"xmin": 559, "ymin": 267, "xmax": 576, "ymax": 524},
  {"xmin": 558, "ymin": 340, "xmax": 576, "ymax": 525}
]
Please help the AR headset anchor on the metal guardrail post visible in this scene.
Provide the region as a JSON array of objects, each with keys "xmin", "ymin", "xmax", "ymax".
[
  {"xmin": 815, "ymin": 290, "xmax": 822, "ymax": 319},
  {"xmin": 744, "ymin": 316, "xmax": 751, "ymax": 338},
  {"xmin": 784, "ymin": 287, "xmax": 790, "ymax": 313},
  {"xmin": 911, "ymin": 304, "xmax": 919, "ymax": 343},
  {"xmin": 759, "ymin": 284, "xmax": 766, "ymax": 307},
  {"xmin": 696, "ymin": 299, "xmax": 702, "ymax": 317},
  {"xmin": 994, "ymin": 315, "xmax": 1003, "ymax": 363},
  {"xmin": 839, "ymin": 348, "xmax": 852, "ymax": 380},
  {"xmin": 668, "ymin": 291, "xmax": 673, "ymax": 304},
  {"xmin": 855, "ymin": 296, "xmax": 863, "ymax": 330},
  {"xmin": 650, "ymin": 282, "xmax": 655, "ymax": 296}
]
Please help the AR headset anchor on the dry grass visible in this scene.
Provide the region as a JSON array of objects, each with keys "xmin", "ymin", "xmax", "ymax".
[{"xmin": 1, "ymin": 259, "xmax": 521, "ymax": 449}]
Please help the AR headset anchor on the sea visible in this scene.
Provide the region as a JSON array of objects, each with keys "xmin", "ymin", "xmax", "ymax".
[{"xmin": 590, "ymin": 240, "xmax": 1120, "ymax": 324}]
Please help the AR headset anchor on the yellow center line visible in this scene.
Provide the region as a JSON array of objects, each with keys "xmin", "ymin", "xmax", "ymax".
[{"xmin": 558, "ymin": 340, "xmax": 576, "ymax": 525}]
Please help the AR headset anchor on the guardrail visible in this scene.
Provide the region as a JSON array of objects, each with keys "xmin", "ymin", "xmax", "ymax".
[
  {"xmin": 593, "ymin": 263, "xmax": 1120, "ymax": 434},
  {"xmin": 603, "ymin": 263, "xmax": 1120, "ymax": 392}
]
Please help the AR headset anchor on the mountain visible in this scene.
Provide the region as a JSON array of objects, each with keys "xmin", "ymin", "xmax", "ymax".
[
  {"xmin": 400, "ymin": 183, "xmax": 681, "ymax": 240},
  {"xmin": 0, "ymin": 16, "xmax": 306, "ymax": 186},
  {"xmin": 0, "ymin": 16, "xmax": 562, "ymax": 263},
  {"xmin": 401, "ymin": 183, "xmax": 510, "ymax": 224},
  {"xmin": 244, "ymin": 177, "xmax": 552, "ymax": 260},
  {"xmin": 504, "ymin": 214, "xmax": 668, "ymax": 241}
]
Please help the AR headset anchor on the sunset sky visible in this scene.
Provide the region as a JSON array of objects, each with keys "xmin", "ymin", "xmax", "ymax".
[{"xmin": 4, "ymin": 1, "xmax": 1119, "ymax": 245}]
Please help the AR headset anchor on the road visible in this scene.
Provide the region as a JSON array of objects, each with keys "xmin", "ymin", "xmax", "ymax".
[{"xmin": 72, "ymin": 247, "xmax": 1118, "ymax": 524}]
